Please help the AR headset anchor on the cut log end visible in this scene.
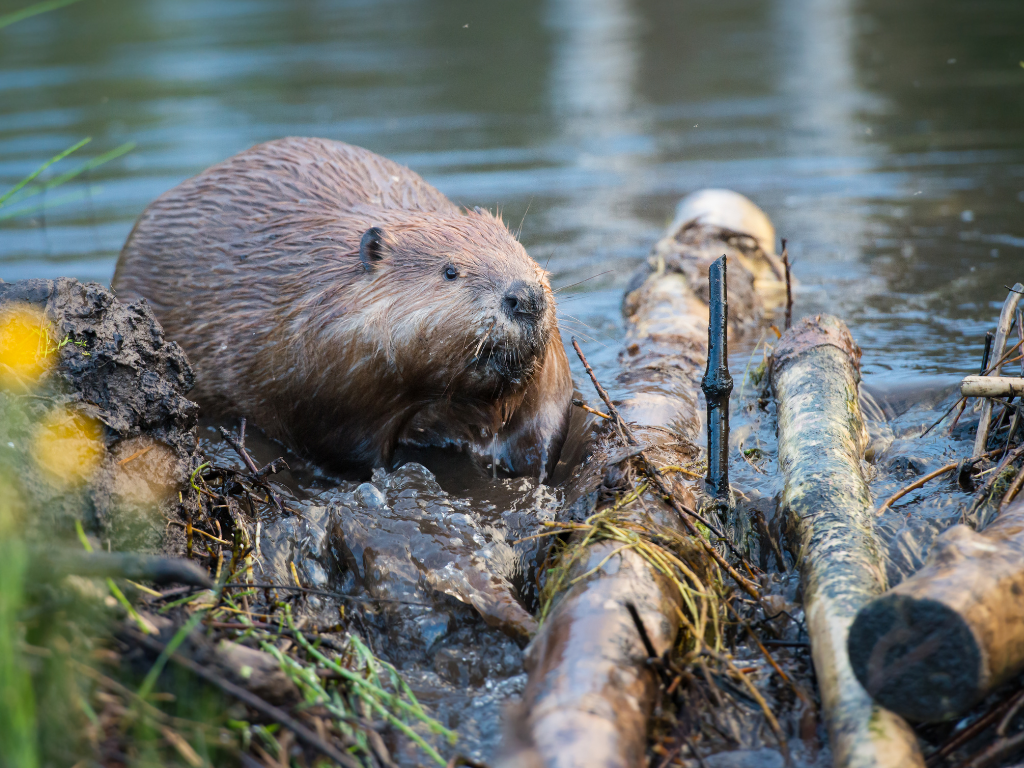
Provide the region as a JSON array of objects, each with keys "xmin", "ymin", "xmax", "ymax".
[{"xmin": 848, "ymin": 594, "xmax": 982, "ymax": 722}]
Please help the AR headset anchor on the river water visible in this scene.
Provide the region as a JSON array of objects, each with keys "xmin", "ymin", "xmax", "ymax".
[
  {"xmin": 3, "ymin": 0, "xmax": 1023, "ymax": 385},
  {"xmin": 3, "ymin": 1, "xmax": 1024, "ymax": 764}
]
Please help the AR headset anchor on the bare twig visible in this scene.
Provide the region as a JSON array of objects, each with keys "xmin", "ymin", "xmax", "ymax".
[
  {"xmin": 876, "ymin": 463, "xmax": 959, "ymax": 516},
  {"xmin": 702, "ymin": 255, "xmax": 733, "ymax": 501},
  {"xmin": 959, "ymin": 728, "xmax": 1024, "ymax": 768},
  {"xmin": 877, "ymin": 449, "xmax": 1004, "ymax": 517},
  {"xmin": 920, "ymin": 397, "xmax": 968, "ymax": 438},
  {"xmin": 781, "ymin": 238, "xmax": 793, "ymax": 331},
  {"xmin": 571, "ymin": 398, "xmax": 611, "ymax": 420},
  {"xmin": 218, "ymin": 426, "xmax": 288, "ymax": 516},
  {"xmin": 1000, "ymin": 462, "xmax": 1024, "ymax": 509},
  {"xmin": 925, "ymin": 688, "xmax": 1023, "ymax": 767}
]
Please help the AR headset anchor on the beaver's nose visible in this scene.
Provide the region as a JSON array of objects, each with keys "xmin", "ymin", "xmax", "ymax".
[{"xmin": 502, "ymin": 281, "xmax": 545, "ymax": 322}]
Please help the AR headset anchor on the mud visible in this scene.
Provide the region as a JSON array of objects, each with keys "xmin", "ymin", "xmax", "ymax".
[
  {"xmin": 196, "ymin": 425, "xmax": 563, "ymax": 762},
  {"xmin": 0, "ymin": 278, "xmax": 200, "ymax": 551}
]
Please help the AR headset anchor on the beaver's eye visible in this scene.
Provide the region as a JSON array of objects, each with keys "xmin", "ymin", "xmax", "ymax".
[{"xmin": 443, "ymin": 264, "xmax": 459, "ymax": 281}]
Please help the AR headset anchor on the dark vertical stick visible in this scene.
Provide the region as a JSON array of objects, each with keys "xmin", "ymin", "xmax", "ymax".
[
  {"xmin": 702, "ymin": 255, "xmax": 733, "ymax": 500},
  {"xmin": 781, "ymin": 238, "xmax": 793, "ymax": 331},
  {"xmin": 981, "ymin": 331, "xmax": 995, "ymax": 374}
]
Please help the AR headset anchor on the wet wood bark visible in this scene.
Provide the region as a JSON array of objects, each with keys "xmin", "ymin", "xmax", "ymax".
[
  {"xmin": 500, "ymin": 211, "xmax": 784, "ymax": 768},
  {"xmin": 849, "ymin": 499, "xmax": 1024, "ymax": 723},
  {"xmin": 770, "ymin": 315, "xmax": 924, "ymax": 768}
]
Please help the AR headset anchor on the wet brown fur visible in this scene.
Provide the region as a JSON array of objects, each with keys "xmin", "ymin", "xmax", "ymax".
[{"xmin": 112, "ymin": 137, "xmax": 573, "ymax": 478}]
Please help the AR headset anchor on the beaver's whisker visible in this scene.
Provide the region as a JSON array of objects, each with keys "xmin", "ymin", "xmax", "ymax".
[
  {"xmin": 558, "ymin": 327, "xmax": 607, "ymax": 349},
  {"xmin": 443, "ymin": 338, "xmax": 479, "ymax": 396},
  {"xmin": 557, "ymin": 314, "xmax": 618, "ymax": 347},
  {"xmin": 515, "ymin": 197, "xmax": 533, "ymax": 241},
  {"xmin": 558, "ymin": 312, "xmax": 597, "ymax": 330},
  {"xmin": 543, "ymin": 247, "xmax": 559, "ymax": 273},
  {"xmin": 552, "ymin": 270, "xmax": 613, "ymax": 294},
  {"xmin": 473, "ymin": 318, "xmax": 497, "ymax": 360}
]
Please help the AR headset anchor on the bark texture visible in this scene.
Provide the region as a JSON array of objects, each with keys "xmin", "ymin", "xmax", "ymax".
[
  {"xmin": 771, "ymin": 314, "xmax": 924, "ymax": 768},
  {"xmin": 849, "ymin": 499, "xmax": 1024, "ymax": 722}
]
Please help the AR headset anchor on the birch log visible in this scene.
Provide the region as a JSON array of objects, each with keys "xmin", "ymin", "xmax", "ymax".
[
  {"xmin": 848, "ymin": 499, "xmax": 1024, "ymax": 722},
  {"xmin": 499, "ymin": 192, "xmax": 783, "ymax": 768},
  {"xmin": 770, "ymin": 315, "xmax": 924, "ymax": 768}
]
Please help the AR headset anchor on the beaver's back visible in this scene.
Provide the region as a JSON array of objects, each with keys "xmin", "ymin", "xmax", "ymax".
[
  {"xmin": 114, "ymin": 137, "xmax": 457, "ymax": 304},
  {"xmin": 112, "ymin": 137, "xmax": 461, "ymax": 417}
]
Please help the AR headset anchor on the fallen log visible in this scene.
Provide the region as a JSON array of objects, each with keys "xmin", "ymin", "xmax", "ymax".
[
  {"xmin": 848, "ymin": 498, "xmax": 1024, "ymax": 723},
  {"xmin": 499, "ymin": 192, "xmax": 783, "ymax": 768},
  {"xmin": 770, "ymin": 315, "xmax": 924, "ymax": 767}
]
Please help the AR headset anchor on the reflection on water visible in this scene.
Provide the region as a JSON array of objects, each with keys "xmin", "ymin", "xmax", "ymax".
[{"xmin": 2, "ymin": 0, "xmax": 1023, "ymax": 384}]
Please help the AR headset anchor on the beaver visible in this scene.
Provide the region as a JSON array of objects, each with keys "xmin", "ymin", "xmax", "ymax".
[{"xmin": 112, "ymin": 137, "xmax": 573, "ymax": 480}]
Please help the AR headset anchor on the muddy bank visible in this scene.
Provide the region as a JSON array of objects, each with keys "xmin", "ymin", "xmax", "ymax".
[{"xmin": 0, "ymin": 278, "xmax": 200, "ymax": 551}]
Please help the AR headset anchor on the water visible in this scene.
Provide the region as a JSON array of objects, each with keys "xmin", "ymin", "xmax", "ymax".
[
  {"xmin": 2, "ymin": 0, "xmax": 1023, "ymax": 385},
  {"xmin": 4, "ymin": 0, "xmax": 1024, "ymax": 763}
]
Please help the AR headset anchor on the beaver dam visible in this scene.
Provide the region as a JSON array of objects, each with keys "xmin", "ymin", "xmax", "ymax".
[{"xmin": 4, "ymin": 180, "xmax": 1024, "ymax": 768}]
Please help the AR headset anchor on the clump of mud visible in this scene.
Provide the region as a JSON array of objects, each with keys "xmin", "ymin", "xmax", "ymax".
[{"xmin": 0, "ymin": 278, "xmax": 200, "ymax": 550}]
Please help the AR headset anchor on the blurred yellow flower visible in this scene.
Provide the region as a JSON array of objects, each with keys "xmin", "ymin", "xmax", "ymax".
[
  {"xmin": 0, "ymin": 303, "xmax": 55, "ymax": 390},
  {"xmin": 32, "ymin": 408, "xmax": 105, "ymax": 486}
]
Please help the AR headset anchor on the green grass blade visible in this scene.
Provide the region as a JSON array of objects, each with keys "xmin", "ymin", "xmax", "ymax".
[
  {"xmin": 0, "ymin": 140, "xmax": 135, "ymax": 220},
  {"xmin": 0, "ymin": 543, "xmax": 38, "ymax": 768},
  {"xmin": 0, "ymin": 137, "xmax": 90, "ymax": 208},
  {"xmin": 0, "ymin": 0, "xmax": 83, "ymax": 31},
  {"xmin": 19, "ymin": 141, "xmax": 134, "ymax": 202}
]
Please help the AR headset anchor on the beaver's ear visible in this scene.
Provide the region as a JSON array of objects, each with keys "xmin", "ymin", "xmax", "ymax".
[{"xmin": 359, "ymin": 227, "xmax": 387, "ymax": 271}]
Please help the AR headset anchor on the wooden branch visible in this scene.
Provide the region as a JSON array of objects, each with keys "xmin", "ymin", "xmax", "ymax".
[
  {"xmin": 849, "ymin": 498, "xmax": 1024, "ymax": 723},
  {"xmin": 961, "ymin": 375, "xmax": 1024, "ymax": 399},
  {"xmin": 770, "ymin": 315, "xmax": 924, "ymax": 767},
  {"xmin": 973, "ymin": 284, "xmax": 1024, "ymax": 457},
  {"xmin": 781, "ymin": 239, "xmax": 793, "ymax": 331},
  {"xmin": 875, "ymin": 463, "xmax": 958, "ymax": 516},
  {"xmin": 30, "ymin": 550, "xmax": 212, "ymax": 588}
]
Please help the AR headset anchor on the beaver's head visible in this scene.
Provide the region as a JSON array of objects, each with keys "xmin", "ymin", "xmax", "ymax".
[{"xmin": 345, "ymin": 207, "xmax": 560, "ymax": 402}]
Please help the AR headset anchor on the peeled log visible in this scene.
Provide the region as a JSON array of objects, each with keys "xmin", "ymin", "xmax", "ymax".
[
  {"xmin": 849, "ymin": 499, "xmax": 1024, "ymax": 722},
  {"xmin": 960, "ymin": 375, "xmax": 1024, "ymax": 399},
  {"xmin": 518, "ymin": 519, "xmax": 687, "ymax": 768},
  {"xmin": 770, "ymin": 315, "xmax": 923, "ymax": 768},
  {"xmin": 501, "ymin": 194, "xmax": 784, "ymax": 768}
]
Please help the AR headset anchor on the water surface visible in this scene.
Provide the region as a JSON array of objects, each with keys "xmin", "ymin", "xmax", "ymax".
[{"xmin": 2, "ymin": 0, "xmax": 1023, "ymax": 386}]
